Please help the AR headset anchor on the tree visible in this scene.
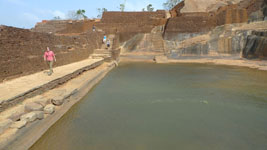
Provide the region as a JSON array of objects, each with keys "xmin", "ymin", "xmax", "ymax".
[
  {"xmin": 146, "ymin": 4, "xmax": 154, "ymax": 12},
  {"xmin": 97, "ymin": 8, "xmax": 108, "ymax": 18},
  {"xmin": 163, "ymin": 0, "xmax": 182, "ymax": 10},
  {"xmin": 120, "ymin": 4, "xmax": 125, "ymax": 12},
  {"xmin": 76, "ymin": 9, "xmax": 87, "ymax": 19},
  {"xmin": 119, "ymin": 0, "xmax": 126, "ymax": 12},
  {"xmin": 67, "ymin": 9, "xmax": 87, "ymax": 20}
]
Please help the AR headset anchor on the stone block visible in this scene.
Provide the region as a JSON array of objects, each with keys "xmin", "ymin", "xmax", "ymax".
[
  {"xmin": 20, "ymin": 112, "xmax": 37, "ymax": 123},
  {"xmin": 25, "ymin": 102, "xmax": 44, "ymax": 112},
  {"xmin": 51, "ymin": 96, "xmax": 65, "ymax": 106},
  {"xmin": 10, "ymin": 121, "xmax": 27, "ymax": 129},
  {"xmin": 35, "ymin": 96, "xmax": 51, "ymax": 107},
  {"xmin": 44, "ymin": 104, "xmax": 55, "ymax": 114}
]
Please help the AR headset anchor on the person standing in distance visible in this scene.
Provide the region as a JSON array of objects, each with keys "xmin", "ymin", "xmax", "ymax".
[
  {"xmin": 43, "ymin": 47, "xmax": 56, "ymax": 76},
  {"xmin": 92, "ymin": 25, "xmax": 96, "ymax": 32},
  {"xmin": 103, "ymin": 34, "xmax": 107, "ymax": 44}
]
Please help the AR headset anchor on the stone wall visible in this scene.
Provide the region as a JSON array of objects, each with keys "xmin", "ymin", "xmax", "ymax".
[
  {"xmin": 0, "ymin": 26, "xmax": 103, "ymax": 82},
  {"xmin": 33, "ymin": 19, "xmax": 97, "ymax": 34},
  {"xmin": 95, "ymin": 11, "xmax": 167, "ymax": 43},
  {"xmin": 58, "ymin": 20, "xmax": 96, "ymax": 34},
  {"xmin": 33, "ymin": 20, "xmax": 69, "ymax": 33},
  {"xmin": 164, "ymin": 13, "xmax": 216, "ymax": 40},
  {"xmin": 100, "ymin": 11, "xmax": 166, "ymax": 23}
]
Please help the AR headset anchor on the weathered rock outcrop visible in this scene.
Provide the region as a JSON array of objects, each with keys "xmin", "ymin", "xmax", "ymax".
[
  {"xmin": 122, "ymin": 26, "xmax": 165, "ymax": 53},
  {"xmin": 121, "ymin": 26, "xmax": 165, "ymax": 54},
  {"xmin": 243, "ymin": 31, "xmax": 267, "ymax": 59},
  {"xmin": 164, "ymin": 21, "xmax": 267, "ymax": 59},
  {"xmin": 181, "ymin": 0, "xmax": 242, "ymax": 13},
  {"xmin": 165, "ymin": 0, "xmax": 266, "ymax": 41},
  {"xmin": 157, "ymin": 0, "xmax": 267, "ymax": 59}
]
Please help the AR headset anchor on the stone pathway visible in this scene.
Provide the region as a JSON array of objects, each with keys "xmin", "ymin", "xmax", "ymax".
[
  {"xmin": 0, "ymin": 61, "xmax": 116, "ymax": 150},
  {"xmin": 0, "ymin": 58, "xmax": 103, "ymax": 108}
]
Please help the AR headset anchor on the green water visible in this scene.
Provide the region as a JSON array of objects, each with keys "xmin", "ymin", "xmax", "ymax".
[{"xmin": 31, "ymin": 63, "xmax": 267, "ymax": 150}]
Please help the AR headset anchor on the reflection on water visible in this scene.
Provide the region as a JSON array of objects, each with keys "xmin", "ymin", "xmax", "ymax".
[{"xmin": 31, "ymin": 63, "xmax": 267, "ymax": 150}]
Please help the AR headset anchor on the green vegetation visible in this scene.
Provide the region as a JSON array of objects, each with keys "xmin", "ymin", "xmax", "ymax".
[
  {"xmin": 67, "ymin": 9, "xmax": 87, "ymax": 20},
  {"xmin": 120, "ymin": 4, "xmax": 125, "ymax": 12},
  {"xmin": 119, "ymin": 0, "xmax": 126, "ymax": 12},
  {"xmin": 142, "ymin": 4, "xmax": 154, "ymax": 12},
  {"xmin": 146, "ymin": 4, "xmax": 154, "ymax": 12},
  {"xmin": 76, "ymin": 9, "xmax": 87, "ymax": 19}
]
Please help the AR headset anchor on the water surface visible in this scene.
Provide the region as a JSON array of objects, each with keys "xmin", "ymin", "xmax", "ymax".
[{"xmin": 31, "ymin": 63, "xmax": 267, "ymax": 150}]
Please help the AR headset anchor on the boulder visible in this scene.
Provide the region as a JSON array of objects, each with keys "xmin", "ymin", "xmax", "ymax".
[
  {"xmin": 34, "ymin": 111, "xmax": 44, "ymax": 120},
  {"xmin": 0, "ymin": 119, "xmax": 12, "ymax": 134},
  {"xmin": 35, "ymin": 96, "xmax": 51, "ymax": 107},
  {"xmin": 44, "ymin": 104, "xmax": 55, "ymax": 114},
  {"xmin": 25, "ymin": 102, "xmax": 44, "ymax": 112},
  {"xmin": 51, "ymin": 96, "xmax": 64, "ymax": 106},
  {"xmin": 50, "ymin": 89, "xmax": 67, "ymax": 106},
  {"xmin": 10, "ymin": 121, "xmax": 27, "ymax": 129},
  {"xmin": 8, "ymin": 108, "xmax": 25, "ymax": 121},
  {"xmin": 20, "ymin": 112, "xmax": 37, "ymax": 123},
  {"xmin": 181, "ymin": 0, "xmax": 241, "ymax": 13}
]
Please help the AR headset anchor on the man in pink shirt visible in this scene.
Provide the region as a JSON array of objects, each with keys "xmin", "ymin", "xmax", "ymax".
[{"xmin": 43, "ymin": 47, "xmax": 56, "ymax": 75}]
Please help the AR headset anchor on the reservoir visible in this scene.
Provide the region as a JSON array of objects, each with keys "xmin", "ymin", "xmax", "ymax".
[{"xmin": 30, "ymin": 63, "xmax": 267, "ymax": 150}]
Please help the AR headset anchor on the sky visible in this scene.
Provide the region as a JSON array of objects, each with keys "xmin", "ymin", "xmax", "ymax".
[{"xmin": 0, "ymin": 0, "xmax": 167, "ymax": 29}]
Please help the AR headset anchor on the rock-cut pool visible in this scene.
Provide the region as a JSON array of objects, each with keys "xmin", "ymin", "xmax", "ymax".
[{"xmin": 31, "ymin": 63, "xmax": 267, "ymax": 150}]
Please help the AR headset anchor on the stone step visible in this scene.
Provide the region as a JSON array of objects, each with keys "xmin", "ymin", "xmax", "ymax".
[
  {"xmin": 91, "ymin": 54, "xmax": 111, "ymax": 57},
  {"xmin": 94, "ymin": 52, "xmax": 111, "ymax": 55},
  {"xmin": 94, "ymin": 49, "xmax": 111, "ymax": 52},
  {"xmin": 94, "ymin": 49, "xmax": 111, "ymax": 53},
  {"xmin": 91, "ymin": 54, "xmax": 111, "ymax": 59}
]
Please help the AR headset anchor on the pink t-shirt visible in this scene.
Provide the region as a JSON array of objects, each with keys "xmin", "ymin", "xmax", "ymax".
[{"xmin": 44, "ymin": 51, "xmax": 55, "ymax": 61}]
